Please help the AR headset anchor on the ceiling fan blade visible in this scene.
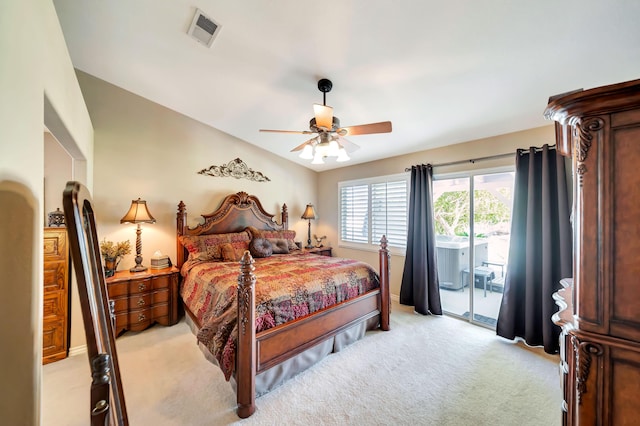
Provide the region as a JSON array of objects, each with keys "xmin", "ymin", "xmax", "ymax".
[
  {"xmin": 337, "ymin": 137, "xmax": 360, "ymax": 153},
  {"xmin": 260, "ymin": 129, "xmax": 314, "ymax": 134},
  {"xmin": 338, "ymin": 121, "xmax": 392, "ymax": 136},
  {"xmin": 290, "ymin": 137, "xmax": 318, "ymax": 152},
  {"xmin": 313, "ymin": 104, "xmax": 334, "ymax": 130}
]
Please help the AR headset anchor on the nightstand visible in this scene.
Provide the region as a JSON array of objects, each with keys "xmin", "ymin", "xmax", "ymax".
[
  {"xmin": 306, "ymin": 247, "xmax": 332, "ymax": 257},
  {"xmin": 105, "ymin": 266, "xmax": 179, "ymax": 336}
]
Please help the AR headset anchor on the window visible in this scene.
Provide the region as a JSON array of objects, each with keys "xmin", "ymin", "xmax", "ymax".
[{"xmin": 339, "ymin": 174, "xmax": 408, "ymax": 249}]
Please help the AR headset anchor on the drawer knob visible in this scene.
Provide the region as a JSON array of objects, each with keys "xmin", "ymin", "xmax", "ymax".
[
  {"xmin": 137, "ymin": 298, "xmax": 145, "ymax": 307},
  {"xmin": 138, "ymin": 283, "xmax": 146, "ymax": 291},
  {"xmin": 138, "ymin": 313, "xmax": 146, "ymax": 322}
]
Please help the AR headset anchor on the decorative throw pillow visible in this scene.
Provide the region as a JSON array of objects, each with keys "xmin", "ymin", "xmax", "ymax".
[
  {"xmin": 245, "ymin": 226, "xmax": 264, "ymax": 239},
  {"xmin": 220, "ymin": 243, "xmax": 239, "ymax": 262},
  {"xmin": 262, "ymin": 230, "xmax": 298, "ymax": 251},
  {"xmin": 179, "ymin": 232, "xmax": 251, "ymax": 261},
  {"xmin": 199, "ymin": 243, "xmax": 222, "ymax": 261},
  {"xmin": 178, "ymin": 235, "xmax": 205, "ymax": 258},
  {"xmin": 249, "ymin": 238, "xmax": 273, "ymax": 258},
  {"xmin": 268, "ymin": 238, "xmax": 290, "ymax": 254}
]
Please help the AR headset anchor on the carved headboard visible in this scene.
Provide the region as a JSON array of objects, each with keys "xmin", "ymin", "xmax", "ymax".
[{"xmin": 176, "ymin": 192, "xmax": 288, "ymax": 268}]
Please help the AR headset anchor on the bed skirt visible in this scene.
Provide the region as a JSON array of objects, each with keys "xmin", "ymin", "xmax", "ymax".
[{"xmin": 185, "ymin": 313, "xmax": 379, "ymax": 396}]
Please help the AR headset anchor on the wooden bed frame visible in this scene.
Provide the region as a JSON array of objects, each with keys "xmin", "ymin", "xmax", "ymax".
[{"xmin": 176, "ymin": 191, "xmax": 390, "ymax": 418}]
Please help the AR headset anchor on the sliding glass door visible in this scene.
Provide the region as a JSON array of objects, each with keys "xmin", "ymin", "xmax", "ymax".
[{"xmin": 433, "ymin": 169, "xmax": 514, "ymax": 328}]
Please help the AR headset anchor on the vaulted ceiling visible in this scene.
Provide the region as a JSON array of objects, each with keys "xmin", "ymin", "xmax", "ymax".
[{"xmin": 53, "ymin": 0, "xmax": 640, "ymax": 170}]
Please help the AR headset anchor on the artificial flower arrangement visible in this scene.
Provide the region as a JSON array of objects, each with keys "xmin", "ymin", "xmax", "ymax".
[{"xmin": 100, "ymin": 239, "xmax": 131, "ymax": 276}]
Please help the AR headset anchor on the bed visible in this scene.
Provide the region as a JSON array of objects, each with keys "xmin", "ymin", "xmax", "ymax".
[{"xmin": 176, "ymin": 191, "xmax": 390, "ymax": 418}]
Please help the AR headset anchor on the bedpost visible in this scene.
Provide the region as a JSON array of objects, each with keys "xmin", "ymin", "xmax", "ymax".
[
  {"xmin": 281, "ymin": 203, "xmax": 288, "ymax": 230},
  {"xmin": 379, "ymin": 235, "xmax": 391, "ymax": 331},
  {"xmin": 176, "ymin": 201, "xmax": 187, "ymax": 268},
  {"xmin": 236, "ymin": 251, "xmax": 256, "ymax": 418}
]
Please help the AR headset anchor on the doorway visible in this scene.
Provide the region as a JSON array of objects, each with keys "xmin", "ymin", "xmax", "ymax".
[{"xmin": 433, "ymin": 169, "xmax": 514, "ymax": 328}]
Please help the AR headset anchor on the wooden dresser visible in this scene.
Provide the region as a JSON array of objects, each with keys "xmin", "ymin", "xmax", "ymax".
[
  {"xmin": 43, "ymin": 227, "xmax": 69, "ymax": 364},
  {"xmin": 105, "ymin": 266, "xmax": 180, "ymax": 336},
  {"xmin": 545, "ymin": 79, "xmax": 640, "ymax": 425}
]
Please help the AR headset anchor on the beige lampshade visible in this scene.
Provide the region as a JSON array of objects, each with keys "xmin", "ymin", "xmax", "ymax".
[
  {"xmin": 301, "ymin": 204, "xmax": 316, "ymax": 220},
  {"xmin": 120, "ymin": 198, "xmax": 156, "ymax": 224}
]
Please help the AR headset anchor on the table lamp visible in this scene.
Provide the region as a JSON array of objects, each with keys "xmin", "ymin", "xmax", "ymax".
[
  {"xmin": 301, "ymin": 204, "xmax": 316, "ymax": 249},
  {"xmin": 120, "ymin": 198, "xmax": 156, "ymax": 272}
]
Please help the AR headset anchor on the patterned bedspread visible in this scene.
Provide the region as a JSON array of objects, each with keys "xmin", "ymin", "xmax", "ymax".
[{"xmin": 180, "ymin": 251, "xmax": 380, "ymax": 380}]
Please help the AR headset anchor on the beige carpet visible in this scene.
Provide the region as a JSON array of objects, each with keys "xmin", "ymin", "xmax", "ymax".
[{"xmin": 43, "ymin": 303, "xmax": 561, "ymax": 425}]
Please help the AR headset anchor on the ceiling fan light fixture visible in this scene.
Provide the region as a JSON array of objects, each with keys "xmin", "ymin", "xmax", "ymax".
[
  {"xmin": 336, "ymin": 148, "xmax": 350, "ymax": 162},
  {"xmin": 260, "ymin": 78, "xmax": 391, "ymax": 167},
  {"xmin": 315, "ymin": 141, "xmax": 330, "ymax": 157},
  {"xmin": 328, "ymin": 140, "xmax": 340, "ymax": 156},
  {"xmin": 311, "ymin": 151, "xmax": 325, "ymax": 164},
  {"xmin": 299, "ymin": 144, "xmax": 314, "ymax": 159}
]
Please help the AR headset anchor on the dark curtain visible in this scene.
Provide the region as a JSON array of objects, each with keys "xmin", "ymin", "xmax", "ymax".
[
  {"xmin": 400, "ymin": 164, "xmax": 442, "ymax": 315},
  {"xmin": 496, "ymin": 145, "xmax": 572, "ymax": 353}
]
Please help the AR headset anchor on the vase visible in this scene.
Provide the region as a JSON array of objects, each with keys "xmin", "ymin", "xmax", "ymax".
[{"xmin": 104, "ymin": 257, "xmax": 120, "ymax": 278}]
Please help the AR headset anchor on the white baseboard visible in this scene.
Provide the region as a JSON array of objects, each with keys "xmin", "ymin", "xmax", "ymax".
[
  {"xmin": 391, "ymin": 293, "xmax": 399, "ymax": 303},
  {"xmin": 68, "ymin": 345, "xmax": 87, "ymax": 357}
]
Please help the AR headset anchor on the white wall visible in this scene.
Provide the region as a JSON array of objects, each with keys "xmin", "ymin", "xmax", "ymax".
[
  {"xmin": 77, "ymin": 70, "xmax": 318, "ymax": 264},
  {"xmin": 0, "ymin": 0, "xmax": 93, "ymax": 423},
  {"xmin": 317, "ymin": 125, "xmax": 556, "ymax": 298},
  {"xmin": 72, "ymin": 71, "xmax": 318, "ymax": 351},
  {"xmin": 44, "ymin": 132, "xmax": 73, "ymax": 222}
]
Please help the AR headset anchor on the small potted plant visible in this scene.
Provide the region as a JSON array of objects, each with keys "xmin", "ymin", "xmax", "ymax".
[{"xmin": 100, "ymin": 239, "xmax": 132, "ymax": 277}]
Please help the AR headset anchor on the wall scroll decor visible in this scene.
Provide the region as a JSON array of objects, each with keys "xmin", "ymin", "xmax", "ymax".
[{"xmin": 198, "ymin": 158, "xmax": 270, "ymax": 182}]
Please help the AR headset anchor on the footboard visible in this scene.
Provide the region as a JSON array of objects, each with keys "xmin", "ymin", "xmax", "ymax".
[{"xmin": 235, "ymin": 236, "xmax": 390, "ymax": 418}]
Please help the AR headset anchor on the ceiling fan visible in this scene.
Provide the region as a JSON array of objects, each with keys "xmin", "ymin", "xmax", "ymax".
[{"xmin": 259, "ymin": 78, "xmax": 392, "ymax": 164}]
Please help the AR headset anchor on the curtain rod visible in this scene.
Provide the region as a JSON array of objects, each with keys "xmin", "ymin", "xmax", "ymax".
[{"xmin": 403, "ymin": 144, "xmax": 556, "ymax": 172}]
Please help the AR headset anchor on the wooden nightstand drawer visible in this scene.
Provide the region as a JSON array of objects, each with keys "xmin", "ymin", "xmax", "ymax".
[
  {"xmin": 127, "ymin": 289, "xmax": 169, "ymax": 310},
  {"xmin": 306, "ymin": 247, "xmax": 332, "ymax": 257},
  {"xmin": 111, "ymin": 296, "xmax": 129, "ymax": 314},
  {"xmin": 108, "ymin": 281, "xmax": 130, "ymax": 298},
  {"xmin": 128, "ymin": 304, "xmax": 169, "ymax": 331},
  {"xmin": 106, "ymin": 267, "xmax": 179, "ymax": 336},
  {"xmin": 129, "ymin": 278, "xmax": 153, "ymax": 295},
  {"xmin": 152, "ymin": 274, "xmax": 171, "ymax": 289}
]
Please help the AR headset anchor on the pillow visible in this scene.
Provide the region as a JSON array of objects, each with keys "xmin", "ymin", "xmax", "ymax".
[
  {"xmin": 262, "ymin": 230, "xmax": 298, "ymax": 251},
  {"xmin": 179, "ymin": 231, "xmax": 251, "ymax": 261},
  {"xmin": 179, "ymin": 235, "xmax": 205, "ymax": 257},
  {"xmin": 249, "ymin": 238, "xmax": 273, "ymax": 258},
  {"xmin": 267, "ymin": 238, "xmax": 289, "ymax": 254},
  {"xmin": 220, "ymin": 243, "xmax": 239, "ymax": 262},
  {"xmin": 245, "ymin": 226, "xmax": 264, "ymax": 239}
]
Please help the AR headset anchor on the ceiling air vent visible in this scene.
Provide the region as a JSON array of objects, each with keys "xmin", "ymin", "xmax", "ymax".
[{"xmin": 188, "ymin": 9, "xmax": 221, "ymax": 48}]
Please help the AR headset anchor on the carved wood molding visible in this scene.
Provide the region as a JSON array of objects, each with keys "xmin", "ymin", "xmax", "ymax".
[
  {"xmin": 573, "ymin": 118, "xmax": 604, "ymax": 186},
  {"xmin": 573, "ymin": 336, "xmax": 604, "ymax": 404},
  {"xmin": 198, "ymin": 158, "xmax": 270, "ymax": 182},
  {"xmin": 198, "ymin": 191, "xmax": 283, "ymax": 233},
  {"xmin": 176, "ymin": 201, "xmax": 186, "ymax": 234},
  {"xmin": 238, "ymin": 252, "xmax": 256, "ymax": 335}
]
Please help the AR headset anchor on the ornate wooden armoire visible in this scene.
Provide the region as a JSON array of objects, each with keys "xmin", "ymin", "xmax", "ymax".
[{"xmin": 545, "ymin": 79, "xmax": 640, "ymax": 425}]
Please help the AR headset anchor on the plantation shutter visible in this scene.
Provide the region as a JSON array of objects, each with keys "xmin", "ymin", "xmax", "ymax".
[
  {"xmin": 340, "ymin": 184, "xmax": 369, "ymax": 243},
  {"xmin": 371, "ymin": 180, "xmax": 408, "ymax": 248}
]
